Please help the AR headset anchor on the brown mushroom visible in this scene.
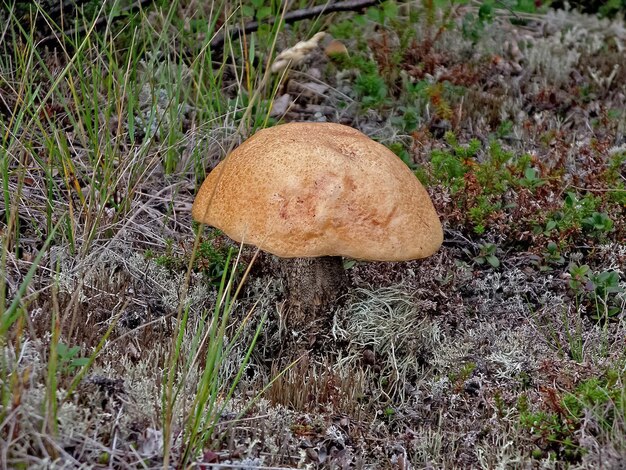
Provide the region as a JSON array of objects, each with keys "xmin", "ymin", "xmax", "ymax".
[
  {"xmin": 192, "ymin": 122, "xmax": 442, "ymax": 329},
  {"xmin": 324, "ymin": 39, "xmax": 349, "ymax": 58}
]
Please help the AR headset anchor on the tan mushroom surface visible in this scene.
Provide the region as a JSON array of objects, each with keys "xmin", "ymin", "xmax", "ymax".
[{"xmin": 192, "ymin": 122, "xmax": 443, "ymax": 261}]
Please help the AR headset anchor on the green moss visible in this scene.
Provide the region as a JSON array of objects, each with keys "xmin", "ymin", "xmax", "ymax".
[
  {"xmin": 520, "ymin": 369, "xmax": 626, "ymax": 462},
  {"xmin": 468, "ymin": 197, "xmax": 501, "ymax": 234},
  {"xmin": 146, "ymin": 231, "xmax": 235, "ymax": 285},
  {"xmin": 603, "ymin": 152, "xmax": 626, "ymax": 205},
  {"xmin": 354, "ymin": 72, "xmax": 388, "ymax": 107}
]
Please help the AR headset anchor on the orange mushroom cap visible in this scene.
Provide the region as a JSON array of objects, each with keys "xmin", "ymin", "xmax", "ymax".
[{"xmin": 192, "ymin": 122, "xmax": 443, "ymax": 261}]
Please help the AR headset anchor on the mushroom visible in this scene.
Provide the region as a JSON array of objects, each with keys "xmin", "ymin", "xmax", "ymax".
[
  {"xmin": 324, "ymin": 39, "xmax": 349, "ymax": 58},
  {"xmin": 192, "ymin": 122, "xmax": 442, "ymax": 330}
]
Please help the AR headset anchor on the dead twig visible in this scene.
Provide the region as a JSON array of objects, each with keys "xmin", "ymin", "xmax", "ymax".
[
  {"xmin": 38, "ymin": 0, "xmax": 382, "ymax": 50},
  {"xmin": 210, "ymin": 0, "xmax": 383, "ymax": 50}
]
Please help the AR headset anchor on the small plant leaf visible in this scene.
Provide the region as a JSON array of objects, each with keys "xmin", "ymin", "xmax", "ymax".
[
  {"xmin": 486, "ymin": 255, "xmax": 500, "ymax": 268},
  {"xmin": 256, "ymin": 6, "xmax": 272, "ymax": 20},
  {"xmin": 242, "ymin": 5, "xmax": 255, "ymax": 17}
]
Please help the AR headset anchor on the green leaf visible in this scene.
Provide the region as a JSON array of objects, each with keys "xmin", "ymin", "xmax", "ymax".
[
  {"xmin": 524, "ymin": 167, "xmax": 538, "ymax": 180},
  {"xmin": 478, "ymin": 3, "xmax": 494, "ymax": 22},
  {"xmin": 71, "ymin": 358, "xmax": 90, "ymax": 368},
  {"xmin": 57, "ymin": 343, "xmax": 69, "ymax": 358},
  {"xmin": 570, "ymin": 264, "xmax": 590, "ymax": 277},
  {"xmin": 354, "ymin": 15, "xmax": 367, "ymax": 26},
  {"xmin": 256, "ymin": 6, "xmax": 272, "ymax": 20},
  {"xmin": 382, "ymin": 1, "xmax": 399, "ymax": 19},
  {"xmin": 366, "ymin": 6, "xmax": 382, "ymax": 21},
  {"xmin": 486, "ymin": 255, "xmax": 500, "ymax": 268},
  {"xmin": 474, "ymin": 224, "xmax": 486, "ymax": 235},
  {"xmin": 564, "ymin": 192, "xmax": 578, "ymax": 207},
  {"xmin": 242, "ymin": 5, "xmax": 255, "ymax": 17}
]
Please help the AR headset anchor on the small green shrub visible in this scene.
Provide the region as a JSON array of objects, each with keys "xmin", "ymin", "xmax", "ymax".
[
  {"xmin": 603, "ymin": 152, "xmax": 626, "ymax": 205},
  {"xmin": 518, "ymin": 167, "xmax": 546, "ymax": 191},
  {"xmin": 196, "ymin": 237, "xmax": 235, "ymax": 284},
  {"xmin": 472, "ymin": 242, "xmax": 500, "ymax": 268},
  {"xmin": 519, "ymin": 408, "xmax": 581, "ymax": 461},
  {"xmin": 582, "ymin": 212, "xmax": 614, "ymax": 235},
  {"xmin": 568, "ymin": 264, "xmax": 624, "ymax": 321},
  {"xmin": 365, "ymin": 0, "xmax": 400, "ymax": 24},
  {"xmin": 468, "ymin": 196, "xmax": 502, "ymax": 234},
  {"xmin": 241, "ymin": 0, "xmax": 273, "ymax": 22},
  {"xmin": 430, "ymin": 148, "xmax": 467, "ymax": 189},
  {"xmin": 388, "ymin": 142, "xmax": 413, "ymax": 167},
  {"xmin": 537, "ymin": 242, "xmax": 566, "ymax": 271},
  {"xmin": 147, "ymin": 232, "xmax": 235, "ymax": 284},
  {"xmin": 448, "ymin": 361, "xmax": 477, "ymax": 390},
  {"xmin": 461, "ymin": 2, "xmax": 494, "ymax": 44},
  {"xmin": 56, "ymin": 342, "xmax": 90, "ymax": 377},
  {"xmin": 519, "ymin": 370, "xmax": 625, "ymax": 462},
  {"xmin": 354, "ymin": 72, "xmax": 388, "ymax": 107},
  {"xmin": 391, "ymin": 106, "xmax": 421, "ymax": 132},
  {"xmin": 541, "ymin": 193, "xmax": 603, "ymax": 237}
]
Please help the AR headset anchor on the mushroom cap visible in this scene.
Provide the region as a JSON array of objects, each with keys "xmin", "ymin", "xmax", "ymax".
[
  {"xmin": 192, "ymin": 122, "xmax": 443, "ymax": 261},
  {"xmin": 324, "ymin": 39, "xmax": 349, "ymax": 57}
]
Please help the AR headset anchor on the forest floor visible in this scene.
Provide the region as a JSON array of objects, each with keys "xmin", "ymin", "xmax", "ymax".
[{"xmin": 1, "ymin": 1, "xmax": 625, "ymax": 468}]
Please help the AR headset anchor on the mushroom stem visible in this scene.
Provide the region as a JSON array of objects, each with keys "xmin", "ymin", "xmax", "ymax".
[{"xmin": 279, "ymin": 256, "xmax": 349, "ymax": 331}]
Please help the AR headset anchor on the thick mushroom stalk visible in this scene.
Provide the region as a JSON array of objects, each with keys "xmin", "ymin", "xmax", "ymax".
[
  {"xmin": 192, "ymin": 122, "xmax": 443, "ymax": 328},
  {"xmin": 279, "ymin": 256, "xmax": 348, "ymax": 329}
]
